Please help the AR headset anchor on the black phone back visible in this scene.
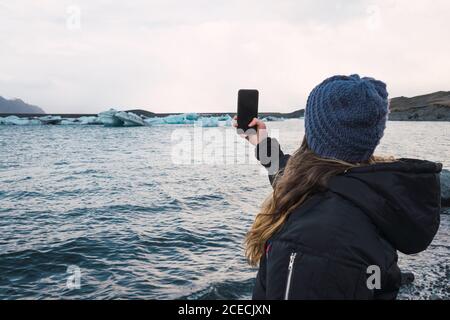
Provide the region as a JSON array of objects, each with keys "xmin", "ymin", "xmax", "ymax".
[{"xmin": 237, "ymin": 89, "xmax": 259, "ymax": 132}]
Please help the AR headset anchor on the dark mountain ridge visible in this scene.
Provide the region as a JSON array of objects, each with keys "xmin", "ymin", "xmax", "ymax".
[
  {"xmin": 0, "ymin": 96, "xmax": 45, "ymax": 114},
  {"xmin": 389, "ymin": 91, "xmax": 450, "ymax": 121}
]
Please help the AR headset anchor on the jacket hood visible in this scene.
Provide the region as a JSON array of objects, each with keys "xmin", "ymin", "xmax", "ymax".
[{"xmin": 327, "ymin": 159, "xmax": 442, "ymax": 255}]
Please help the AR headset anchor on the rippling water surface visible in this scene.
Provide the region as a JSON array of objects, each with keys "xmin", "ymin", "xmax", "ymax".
[{"xmin": 0, "ymin": 120, "xmax": 449, "ymax": 299}]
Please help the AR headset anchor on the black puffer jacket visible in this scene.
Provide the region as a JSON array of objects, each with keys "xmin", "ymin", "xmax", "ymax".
[{"xmin": 252, "ymin": 138, "xmax": 442, "ymax": 300}]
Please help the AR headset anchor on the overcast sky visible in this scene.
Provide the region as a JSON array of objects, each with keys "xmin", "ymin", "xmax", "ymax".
[{"xmin": 1, "ymin": 0, "xmax": 449, "ymax": 113}]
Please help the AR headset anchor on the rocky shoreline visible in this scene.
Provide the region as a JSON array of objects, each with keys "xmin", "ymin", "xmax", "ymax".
[
  {"xmin": 442, "ymin": 169, "xmax": 450, "ymax": 209},
  {"xmin": 389, "ymin": 91, "xmax": 450, "ymax": 121}
]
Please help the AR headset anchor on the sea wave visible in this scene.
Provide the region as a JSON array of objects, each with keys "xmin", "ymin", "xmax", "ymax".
[{"xmin": 0, "ymin": 123, "xmax": 449, "ymax": 299}]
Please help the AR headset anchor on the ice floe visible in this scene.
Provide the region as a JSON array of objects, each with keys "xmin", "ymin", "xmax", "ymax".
[
  {"xmin": 143, "ymin": 113, "xmax": 233, "ymax": 127},
  {"xmin": 115, "ymin": 111, "xmax": 147, "ymax": 127},
  {"xmin": 0, "ymin": 115, "xmax": 39, "ymax": 126},
  {"xmin": 262, "ymin": 116, "xmax": 285, "ymax": 122},
  {"xmin": 1, "ymin": 110, "xmax": 279, "ymax": 127}
]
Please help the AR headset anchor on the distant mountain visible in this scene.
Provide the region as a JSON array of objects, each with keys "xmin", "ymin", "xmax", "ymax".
[
  {"xmin": 287, "ymin": 92, "xmax": 450, "ymax": 122},
  {"xmin": 282, "ymin": 109, "xmax": 305, "ymax": 118},
  {"xmin": 257, "ymin": 109, "xmax": 304, "ymax": 119},
  {"xmin": 0, "ymin": 96, "xmax": 45, "ymax": 114},
  {"xmin": 389, "ymin": 91, "xmax": 450, "ymax": 121}
]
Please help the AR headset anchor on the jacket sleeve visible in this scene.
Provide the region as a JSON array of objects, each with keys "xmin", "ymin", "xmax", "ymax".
[{"xmin": 255, "ymin": 137, "xmax": 290, "ymax": 187}]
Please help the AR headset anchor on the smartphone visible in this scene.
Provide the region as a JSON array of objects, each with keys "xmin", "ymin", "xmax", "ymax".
[{"xmin": 237, "ymin": 89, "xmax": 259, "ymax": 133}]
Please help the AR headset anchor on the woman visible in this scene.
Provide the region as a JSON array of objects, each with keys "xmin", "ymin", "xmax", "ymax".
[{"xmin": 236, "ymin": 75, "xmax": 442, "ymax": 300}]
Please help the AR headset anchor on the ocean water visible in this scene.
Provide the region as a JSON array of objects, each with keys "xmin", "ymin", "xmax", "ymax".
[{"xmin": 0, "ymin": 120, "xmax": 449, "ymax": 300}]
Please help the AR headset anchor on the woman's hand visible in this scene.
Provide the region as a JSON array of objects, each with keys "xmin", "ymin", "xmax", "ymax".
[{"xmin": 233, "ymin": 116, "xmax": 268, "ymax": 146}]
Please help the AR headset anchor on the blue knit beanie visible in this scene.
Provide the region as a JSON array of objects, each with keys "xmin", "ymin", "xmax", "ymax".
[{"xmin": 304, "ymin": 74, "xmax": 389, "ymax": 162}]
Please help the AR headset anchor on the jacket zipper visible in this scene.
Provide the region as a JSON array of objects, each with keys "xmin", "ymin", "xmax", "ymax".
[{"xmin": 284, "ymin": 252, "xmax": 297, "ymax": 300}]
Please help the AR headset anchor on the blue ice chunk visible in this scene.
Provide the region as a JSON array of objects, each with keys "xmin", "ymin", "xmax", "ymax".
[
  {"xmin": 196, "ymin": 117, "xmax": 219, "ymax": 127},
  {"xmin": 79, "ymin": 116, "xmax": 101, "ymax": 125},
  {"xmin": 144, "ymin": 117, "xmax": 165, "ymax": 125},
  {"xmin": 61, "ymin": 119, "xmax": 79, "ymax": 125},
  {"xmin": 28, "ymin": 119, "xmax": 42, "ymax": 125},
  {"xmin": 217, "ymin": 114, "xmax": 232, "ymax": 121},
  {"xmin": 145, "ymin": 113, "xmax": 200, "ymax": 125},
  {"xmin": 185, "ymin": 113, "xmax": 199, "ymax": 121},
  {"xmin": 1, "ymin": 116, "xmax": 31, "ymax": 125},
  {"xmin": 262, "ymin": 116, "xmax": 285, "ymax": 122},
  {"xmin": 163, "ymin": 114, "xmax": 191, "ymax": 124},
  {"xmin": 217, "ymin": 114, "xmax": 233, "ymax": 126},
  {"xmin": 143, "ymin": 113, "xmax": 230, "ymax": 126}
]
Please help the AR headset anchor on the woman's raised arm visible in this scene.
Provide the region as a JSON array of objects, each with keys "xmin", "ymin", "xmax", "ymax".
[{"xmin": 234, "ymin": 117, "xmax": 290, "ymax": 186}]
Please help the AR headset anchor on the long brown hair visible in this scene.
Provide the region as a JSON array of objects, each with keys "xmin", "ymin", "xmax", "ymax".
[{"xmin": 245, "ymin": 137, "xmax": 392, "ymax": 266}]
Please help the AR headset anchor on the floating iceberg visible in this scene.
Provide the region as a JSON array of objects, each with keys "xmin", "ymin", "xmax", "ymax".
[
  {"xmin": 59, "ymin": 117, "xmax": 101, "ymax": 125},
  {"xmin": 98, "ymin": 109, "xmax": 124, "ymax": 127},
  {"xmin": 217, "ymin": 114, "xmax": 232, "ymax": 121},
  {"xmin": 143, "ymin": 113, "xmax": 232, "ymax": 127},
  {"xmin": 97, "ymin": 109, "xmax": 147, "ymax": 127},
  {"xmin": 0, "ymin": 111, "xmax": 235, "ymax": 128},
  {"xmin": 163, "ymin": 115, "xmax": 187, "ymax": 124},
  {"xmin": 0, "ymin": 116, "xmax": 33, "ymax": 125},
  {"xmin": 0, "ymin": 116, "xmax": 44, "ymax": 125},
  {"xmin": 185, "ymin": 113, "xmax": 200, "ymax": 121},
  {"xmin": 163, "ymin": 114, "xmax": 196, "ymax": 124},
  {"xmin": 218, "ymin": 114, "xmax": 233, "ymax": 127},
  {"xmin": 195, "ymin": 117, "xmax": 219, "ymax": 127},
  {"xmin": 28, "ymin": 119, "xmax": 42, "ymax": 125},
  {"xmin": 38, "ymin": 115, "xmax": 62, "ymax": 125},
  {"xmin": 115, "ymin": 111, "xmax": 147, "ymax": 127},
  {"xmin": 194, "ymin": 115, "xmax": 233, "ymax": 127},
  {"xmin": 60, "ymin": 119, "xmax": 80, "ymax": 125},
  {"xmin": 198, "ymin": 114, "xmax": 232, "ymax": 127},
  {"xmin": 78, "ymin": 116, "xmax": 102, "ymax": 125},
  {"xmin": 262, "ymin": 116, "xmax": 285, "ymax": 122},
  {"xmin": 144, "ymin": 117, "xmax": 166, "ymax": 125},
  {"xmin": 144, "ymin": 113, "xmax": 200, "ymax": 125}
]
